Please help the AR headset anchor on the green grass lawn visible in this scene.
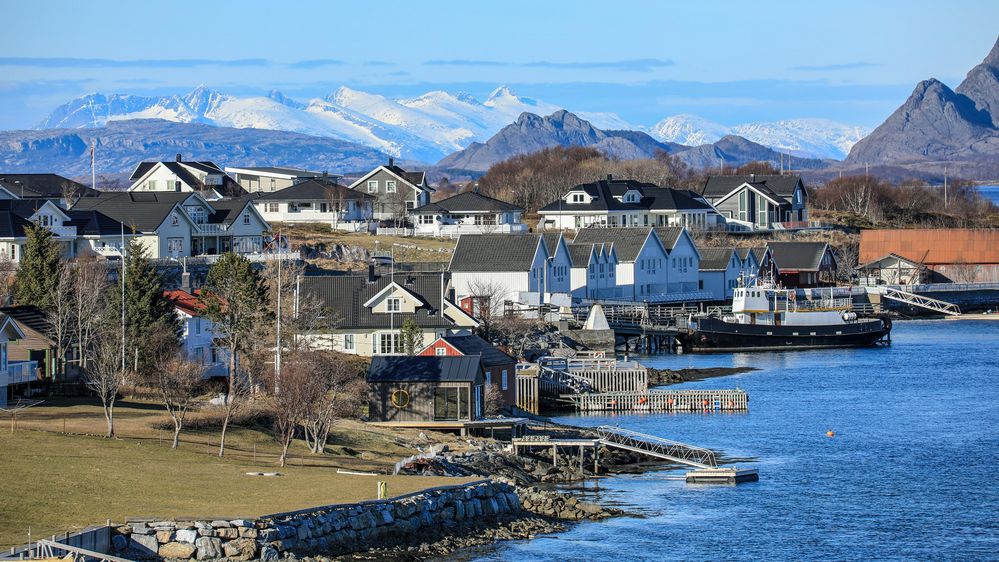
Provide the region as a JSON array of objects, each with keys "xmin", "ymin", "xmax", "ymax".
[{"xmin": 0, "ymin": 400, "xmax": 472, "ymax": 549}]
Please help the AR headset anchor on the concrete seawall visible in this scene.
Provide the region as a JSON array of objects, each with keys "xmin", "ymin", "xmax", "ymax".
[{"xmin": 109, "ymin": 480, "xmax": 520, "ymax": 560}]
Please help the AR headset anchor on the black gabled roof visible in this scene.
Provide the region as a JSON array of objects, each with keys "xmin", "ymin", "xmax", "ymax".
[
  {"xmin": 367, "ymin": 355, "xmax": 483, "ymax": 383},
  {"xmin": 698, "ymin": 247, "xmax": 735, "ymax": 271},
  {"xmin": 449, "ymin": 233, "xmax": 543, "ymax": 272},
  {"xmin": 0, "ymin": 199, "xmax": 54, "ymax": 220},
  {"xmin": 65, "ymin": 209, "xmax": 129, "ymax": 237},
  {"xmin": 539, "ymin": 179, "xmax": 713, "ymax": 214},
  {"xmin": 130, "ymin": 160, "xmax": 246, "ymax": 197},
  {"xmin": 439, "ymin": 335, "xmax": 515, "ymax": 367},
  {"xmin": 643, "ymin": 188, "xmax": 714, "ymax": 211},
  {"xmin": 567, "ymin": 243, "xmax": 596, "ymax": 267},
  {"xmin": 299, "ymin": 272, "xmax": 459, "ymax": 330},
  {"xmin": 412, "ymin": 191, "xmax": 522, "ymax": 214},
  {"xmin": 385, "ymin": 165, "xmax": 427, "ymax": 188},
  {"xmin": 0, "ymin": 305, "xmax": 52, "ymax": 339},
  {"xmin": 702, "ymin": 175, "xmax": 803, "ymax": 201},
  {"xmin": 255, "ymin": 180, "xmax": 372, "ymax": 201},
  {"xmin": 0, "ymin": 174, "xmax": 100, "ymax": 199},
  {"xmin": 765, "ymin": 241, "xmax": 832, "ymax": 271},
  {"xmin": 206, "ymin": 196, "xmax": 258, "ymax": 226},
  {"xmin": 72, "ymin": 191, "xmax": 188, "ymax": 232},
  {"xmin": 0, "ymin": 210, "xmax": 33, "ymax": 238},
  {"xmin": 573, "ymin": 227, "xmax": 654, "ymax": 262}
]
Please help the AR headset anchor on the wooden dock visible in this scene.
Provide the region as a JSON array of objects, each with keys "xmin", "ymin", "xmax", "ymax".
[{"xmin": 566, "ymin": 389, "xmax": 749, "ymax": 413}]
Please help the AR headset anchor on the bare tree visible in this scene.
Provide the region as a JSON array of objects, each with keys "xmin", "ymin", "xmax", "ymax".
[
  {"xmin": 85, "ymin": 324, "xmax": 126, "ymax": 438},
  {"xmin": 300, "ymin": 351, "xmax": 365, "ymax": 454},
  {"xmin": 483, "ymin": 383, "xmax": 505, "ymax": 416},
  {"xmin": 72, "ymin": 258, "xmax": 108, "ymax": 371},
  {"xmin": 46, "ymin": 261, "xmax": 76, "ymax": 377},
  {"xmin": 60, "ymin": 180, "xmax": 83, "ymax": 209},
  {"xmin": 466, "ymin": 278, "xmax": 510, "ymax": 341},
  {"xmin": 327, "ymin": 185, "xmax": 349, "ymax": 231},
  {"xmin": 949, "ymin": 260, "xmax": 981, "ymax": 284},
  {"xmin": 151, "ymin": 356, "xmax": 205, "ymax": 448},
  {"xmin": 270, "ymin": 354, "xmax": 329, "ymax": 466},
  {"xmin": 0, "ymin": 253, "xmax": 15, "ymax": 306}
]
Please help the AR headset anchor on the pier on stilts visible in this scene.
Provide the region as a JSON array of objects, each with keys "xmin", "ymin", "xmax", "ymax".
[{"xmin": 567, "ymin": 388, "xmax": 748, "ymax": 413}]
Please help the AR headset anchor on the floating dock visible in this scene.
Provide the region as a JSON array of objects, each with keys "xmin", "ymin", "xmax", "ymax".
[
  {"xmin": 566, "ymin": 388, "xmax": 749, "ymax": 413},
  {"xmin": 685, "ymin": 467, "xmax": 760, "ymax": 484}
]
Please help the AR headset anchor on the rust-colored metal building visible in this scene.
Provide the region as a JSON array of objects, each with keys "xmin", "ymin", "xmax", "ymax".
[{"xmin": 859, "ymin": 229, "xmax": 999, "ymax": 283}]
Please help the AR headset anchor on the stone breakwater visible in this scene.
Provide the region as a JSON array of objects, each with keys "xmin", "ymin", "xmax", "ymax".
[{"xmin": 109, "ymin": 480, "xmax": 531, "ymax": 561}]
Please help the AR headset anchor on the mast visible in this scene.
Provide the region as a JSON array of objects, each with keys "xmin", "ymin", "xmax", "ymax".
[{"xmin": 274, "ymin": 230, "xmax": 282, "ymax": 394}]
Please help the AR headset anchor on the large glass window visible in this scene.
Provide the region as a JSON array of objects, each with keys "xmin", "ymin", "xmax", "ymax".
[
  {"xmin": 378, "ymin": 333, "xmax": 400, "ymax": 354},
  {"xmin": 433, "ymin": 386, "xmax": 468, "ymax": 420}
]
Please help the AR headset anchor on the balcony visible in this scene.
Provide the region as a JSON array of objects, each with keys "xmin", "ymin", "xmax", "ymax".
[
  {"xmin": 47, "ymin": 225, "xmax": 77, "ymax": 238},
  {"xmin": 197, "ymin": 223, "xmax": 229, "ymax": 235},
  {"xmin": 1, "ymin": 361, "xmax": 39, "ymax": 387}
]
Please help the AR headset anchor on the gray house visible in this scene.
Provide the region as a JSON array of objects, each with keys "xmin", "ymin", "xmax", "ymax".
[
  {"xmin": 348, "ymin": 159, "xmax": 433, "ymax": 222},
  {"xmin": 367, "ymin": 355, "xmax": 485, "ymax": 423},
  {"xmin": 701, "ymin": 175, "xmax": 808, "ymax": 230}
]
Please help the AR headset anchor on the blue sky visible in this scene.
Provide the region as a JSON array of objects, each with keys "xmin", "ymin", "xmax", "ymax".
[{"xmin": 2, "ymin": 0, "xmax": 997, "ymax": 130}]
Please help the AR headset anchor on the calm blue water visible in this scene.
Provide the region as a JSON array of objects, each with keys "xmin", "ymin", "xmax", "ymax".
[
  {"xmin": 477, "ymin": 320, "xmax": 999, "ymax": 561},
  {"xmin": 978, "ymin": 185, "xmax": 999, "ymax": 206}
]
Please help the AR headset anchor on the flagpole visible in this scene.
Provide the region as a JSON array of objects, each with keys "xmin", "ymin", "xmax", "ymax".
[
  {"xmin": 120, "ymin": 223, "xmax": 126, "ymax": 371},
  {"xmin": 274, "ymin": 230, "xmax": 282, "ymax": 395},
  {"xmin": 91, "ymin": 139, "xmax": 97, "ymax": 190}
]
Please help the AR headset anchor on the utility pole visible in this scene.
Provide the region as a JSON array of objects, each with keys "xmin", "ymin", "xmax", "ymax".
[
  {"xmin": 120, "ymin": 223, "xmax": 126, "ymax": 372},
  {"xmin": 274, "ymin": 230, "xmax": 282, "ymax": 394},
  {"xmin": 944, "ymin": 166, "xmax": 949, "ymax": 208}
]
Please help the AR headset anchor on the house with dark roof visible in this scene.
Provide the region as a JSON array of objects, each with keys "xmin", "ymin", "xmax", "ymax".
[
  {"xmin": 295, "ymin": 270, "xmax": 478, "ymax": 357},
  {"xmin": 567, "ymin": 243, "xmax": 620, "ymax": 300},
  {"xmin": 366, "ymin": 355, "xmax": 485, "ymax": 423},
  {"xmin": 701, "ymin": 174, "xmax": 808, "ymax": 230},
  {"xmin": 0, "ymin": 313, "xmax": 35, "ymax": 408},
  {"xmin": 253, "ymin": 179, "xmax": 374, "ymax": 231},
  {"xmin": 697, "ymin": 247, "xmax": 755, "ymax": 301},
  {"xmin": 0, "ymin": 305, "xmax": 66, "ymax": 381},
  {"xmin": 418, "ymin": 334, "xmax": 517, "ymax": 409},
  {"xmin": 224, "ymin": 166, "xmax": 325, "ymax": 193},
  {"xmin": 411, "ymin": 191, "xmax": 525, "ymax": 236},
  {"xmin": 0, "ymin": 174, "xmax": 100, "ymax": 202},
  {"xmin": 760, "ymin": 242, "xmax": 838, "ymax": 288},
  {"xmin": 448, "ymin": 233, "xmax": 572, "ymax": 310},
  {"xmin": 0, "ymin": 199, "xmax": 139, "ymax": 262},
  {"xmin": 539, "ymin": 177, "xmax": 722, "ymax": 231},
  {"xmin": 74, "ymin": 192, "xmax": 269, "ymax": 258},
  {"xmin": 163, "ymin": 289, "xmax": 228, "ymax": 378},
  {"xmin": 128, "ymin": 155, "xmax": 247, "ymax": 199},
  {"xmin": 348, "ymin": 159, "xmax": 433, "ymax": 222}
]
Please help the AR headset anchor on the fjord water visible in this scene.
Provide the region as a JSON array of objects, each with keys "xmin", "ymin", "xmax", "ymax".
[{"xmin": 481, "ymin": 320, "xmax": 999, "ymax": 561}]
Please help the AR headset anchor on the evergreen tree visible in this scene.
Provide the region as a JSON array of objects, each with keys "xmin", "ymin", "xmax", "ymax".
[
  {"xmin": 14, "ymin": 224, "xmax": 61, "ymax": 309},
  {"xmin": 105, "ymin": 238, "xmax": 180, "ymax": 374},
  {"xmin": 400, "ymin": 317, "xmax": 424, "ymax": 355}
]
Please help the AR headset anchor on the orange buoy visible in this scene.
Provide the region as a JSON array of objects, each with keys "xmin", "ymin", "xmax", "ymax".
[
  {"xmin": 727, "ymin": 401, "xmax": 734, "ymax": 408},
  {"xmin": 702, "ymin": 400, "xmax": 708, "ymax": 406},
  {"xmin": 638, "ymin": 396, "xmax": 648, "ymax": 404},
  {"xmin": 826, "ymin": 430, "xmax": 835, "ymax": 438}
]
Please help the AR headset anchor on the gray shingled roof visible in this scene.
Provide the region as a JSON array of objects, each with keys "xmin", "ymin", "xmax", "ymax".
[
  {"xmin": 72, "ymin": 192, "xmax": 190, "ymax": 232},
  {"xmin": 439, "ymin": 335, "xmax": 515, "ymax": 367},
  {"xmin": 567, "ymin": 243, "xmax": 596, "ymax": 267},
  {"xmin": 539, "ymin": 179, "xmax": 710, "ymax": 214},
  {"xmin": 299, "ymin": 272, "xmax": 459, "ymax": 330},
  {"xmin": 702, "ymin": 175, "xmax": 803, "ymax": 200},
  {"xmin": 413, "ymin": 191, "xmax": 522, "ymax": 214},
  {"xmin": 367, "ymin": 355, "xmax": 483, "ymax": 383},
  {"xmin": 765, "ymin": 242, "xmax": 831, "ymax": 271},
  {"xmin": 449, "ymin": 234, "xmax": 542, "ymax": 272},
  {"xmin": 573, "ymin": 228, "xmax": 653, "ymax": 262},
  {"xmin": 255, "ymin": 180, "xmax": 371, "ymax": 201},
  {"xmin": 0, "ymin": 174, "xmax": 100, "ymax": 199},
  {"xmin": 698, "ymin": 248, "xmax": 735, "ymax": 271},
  {"xmin": 653, "ymin": 227, "xmax": 685, "ymax": 250}
]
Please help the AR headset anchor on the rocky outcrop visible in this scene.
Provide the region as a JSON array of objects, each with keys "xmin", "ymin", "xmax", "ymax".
[
  {"xmin": 956, "ymin": 37, "xmax": 999, "ymax": 128},
  {"xmin": 109, "ymin": 480, "xmax": 527, "ymax": 561}
]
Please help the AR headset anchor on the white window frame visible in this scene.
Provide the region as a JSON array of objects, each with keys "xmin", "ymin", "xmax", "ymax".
[
  {"xmin": 367, "ymin": 180, "xmax": 378, "ymax": 193},
  {"xmin": 386, "ymin": 298, "xmax": 401, "ymax": 312},
  {"xmin": 343, "ymin": 334, "xmax": 355, "ymax": 351},
  {"xmin": 167, "ymin": 237, "xmax": 184, "ymax": 255},
  {"xmin": 435, "ymin": 347, "xmax": 447, "ymax": 356},
  {"xmin": 501, "ymin": 369, "xmax": 509, "ymax": 390},
  {"xmin": 385, "ymin": 180, "xmax": 397, "ymax": 193},
  {"xmin": 171, "ymin": 213, "xmax": 179, "ymax": 226}
]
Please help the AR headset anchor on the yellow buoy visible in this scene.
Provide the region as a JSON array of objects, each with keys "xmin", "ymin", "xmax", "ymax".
[{"xmin": 826, "ymin": 430, "xmax": 835, "ymax": 438}]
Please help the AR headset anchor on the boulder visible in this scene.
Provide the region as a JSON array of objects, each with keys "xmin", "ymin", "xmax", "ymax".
[
  {"xmin": 259, "ymin": 544, "xmax": 280, "ymax": 562},
  {"xmin": 257, "ymin": 528, "xmax": 280, "ymax": 542},
  {"xmin": 111, "ymin": 534, "xmax": 129, "ymax": 552},
  {"xmin": 156, "ymin": 530, "xmax": 174, "ymax": 544},
  {"xmin": 214, "ymin": 527, "xmax": 239, "ymax": 539},
  {"xmin": 229, "ymin": 519, "xmax": 254, "ymax": 528},
  {"xmin": 128, "ymin": 533, "xmax": 159, "ymax": 558},
  {"xmin": 223, "ymin": 538, "xmax": 258, "ymax": 561},
  {"xmin": 174, "ymin": 529, "xmax": 197, "ymax": 544},
  {"xmin": 194, "ymin": 537, "xmax": 223, "ymax": 560},
  {"xmin": 209, "ymin": 520, "xmax": 231, "ymax": 528},
  {"xmin": 159, "ymin": 541, "xmax": 196, "ymax": 559},
  {"xmin": 238, "ymin": 527, "xmax": 258, "ymax": 539}
]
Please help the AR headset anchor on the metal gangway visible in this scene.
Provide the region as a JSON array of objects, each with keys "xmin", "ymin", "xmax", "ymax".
[
  {"xmin": 11, "ymin": 540, "xmax": 132, "ymax": 562},
  {"xmin": 595, "ymin": 426, "xmax": 717, "ymax": 469},
  {"xmin": 538, "ymin": 366, "xmax": 596, "ymax": 395},
  {"xmin": 877, "ymin": 286, "xmax": 961, "ymax": 316}
]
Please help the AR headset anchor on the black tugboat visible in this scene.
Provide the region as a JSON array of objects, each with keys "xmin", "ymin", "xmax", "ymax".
[{"xmin": 676, "ymin": 279, "xmax": 891, "ymax": 352}]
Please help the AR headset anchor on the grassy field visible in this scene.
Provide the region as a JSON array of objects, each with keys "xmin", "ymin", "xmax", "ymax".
[
  {"xmin": 278, "ymin": 224, "xmax": 456, "ymax": 266},
  {"xmin": 0, "ymin": 399, "xmax": 472, "ymax": 549}
]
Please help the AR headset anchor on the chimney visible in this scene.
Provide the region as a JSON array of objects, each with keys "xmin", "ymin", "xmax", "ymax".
[
  {"xmin": 367, "ymin": 263, "xmax": 377, "ymax": 283},
  {"xmin": 388, "ymin": 157, "xmax": 394, "ymax": 167},
  {"xmin": 447, "ymin": 287, "xmax": 455, "ymax": 302},
  {"xmin": 180, "ymin": 271, "xmax": 192, "ymax": 293},
  {"xmin": 750, "ymin": 173, "xmax": 755, "ymax": 183},
  {"xmin": 176, "ymin": 153, "xmax": 182, "ymax": 162},
  {"xmin": 606, "ymin": 174, "xmax": 613, "ymax": 182}
]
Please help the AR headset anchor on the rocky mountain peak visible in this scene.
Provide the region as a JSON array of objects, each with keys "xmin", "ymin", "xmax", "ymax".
[{"xmin": 956, "ymin": 35, "xmax": 999, "ymax": 127}]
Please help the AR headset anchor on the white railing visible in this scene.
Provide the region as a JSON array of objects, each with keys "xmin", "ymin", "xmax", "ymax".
[
  {"xmin": 376, "ymin": 227, "xmax": 415, "ymax": 237},
  {"xmin": 197, "ymin": 223, "xmax": 228, "ymax": 235},
  {"xmin": 414, "ymin": 223, "xmax": 529, "ymax": 238},
  {"xmin": 47, "ymin": 225, "xmax": 77, "ymax": 238}
]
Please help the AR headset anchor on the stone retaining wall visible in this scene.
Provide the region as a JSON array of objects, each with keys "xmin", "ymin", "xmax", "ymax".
[{"xmin": 110, "ymin": 480, "xmax": 520, "ymax": 561}]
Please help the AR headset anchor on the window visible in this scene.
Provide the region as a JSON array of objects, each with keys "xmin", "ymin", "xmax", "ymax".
[
  {"xmin": 194, "ymin": 318, "xmax": 201, "ymax": 335},
  {"xmin": 194, "ymin": 347, "xmax": 204, "ymax": 364},
  {"xmin": 378, "ymin": 333, "xmax": 400, "ymax": 354},
  {"xmin": 419, "ymin": 214, "xmax": 435, "ymax": 225},
  {"xmin": 570, "ymin": 193, "xmax": 585, "ymax": 203},
  {"xmin": 147, "ymin": 180, "xmax": 157, "ymax": 190},
  {"xmin": 435, "ymin": 347, "xmax": 447, "ymax": 356},
  {"xmin": 243, "ymin": 213, "xmax": 250, "ymax": 225},
  {"xmin": 344, "ymin": 334, "xmax": 355, "ymax": 351},
  {"xmin": 386, "ymin": 298, "xmax": 401, "ymax": 312},
  {"xmin": 385, "ymin": 180, "xmax": 397, "ymax": 193},
  {"xmin": 167, "ymin": 238, "xmax": 184, "ymax": 255},
  {"xmin": 485, "ymin": 371, "xmax": 492, "ymax": 385},
  {"xmin": 37, "ymin": 215, "xmax": 51, "ymax": 227},
  {"xmin": 367, "ymin": 180, "xmax": 378, "ymax": 193},
  {"xmin": 501, "ymin": 369, "xmax": 509, "ymax": 390},
  {"xmin": 265, "ymin": 203, "xmax": 279, "ymax": 213},
  {"xmin": 433, "ymin": 387, "xmax": 468, "ymax": 421},
  {"xmin": 270, "ymin": 178, "xmax": 276, "ymax": 192},
  {"xmin": 171, "ymin": 213, "xmax": 179, "ymax": 226},
  {"xmin": 0, "ymin": 342, "xmax": 6, "ymax": 370}
]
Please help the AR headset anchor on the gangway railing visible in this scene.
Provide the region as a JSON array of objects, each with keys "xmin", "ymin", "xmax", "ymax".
[
  {"xmin": 538, "ymin": 366, "xmax": 596, "ymax": 395},
  {"xmin": 14, "ymin": 539, "xmax": 131, "ymax": 562},
  {"xmin": 595, "ymin": 426, "xmax": 717, "ymax": 468},
  {"xmin": 878, "ymin": 287, "xmax": 961, "ymax": 316}
]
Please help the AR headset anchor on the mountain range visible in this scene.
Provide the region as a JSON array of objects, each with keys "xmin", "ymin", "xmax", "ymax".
[
  {"xmin": 437, "ymin": 110, "xmax": 827, "ymax": 172},
  {"xmin": 846, "ymin": 36, "xmax": 999, "ymax": 165},
  {"xmin": 38, "ymin": 85, "xmax": 863, "ymax": 162}
]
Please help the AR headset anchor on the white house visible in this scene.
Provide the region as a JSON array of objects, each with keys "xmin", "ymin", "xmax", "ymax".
[
  {"xmin": 411, "ymin": 191, "xmax": 526, "ymax": 236},
  {"xmin": 224, "ymin": 166, "xmax": 324, "ymax": 193},
  {"xmin": 253, "ymin": 180, "xmax": 374, "ymax": 230},
  {"xmin": 696, "ymin": 248, "xmax": 745, "ymax": 301},
  {"xmin": 128, "ymin": 156, "xmax": 247, "ymax": 199},
  {"xmin": 539, "ymin": 177, "xmax": 723, "ymax": 231},
  {"xmin": 654, "ymin": 227, "xmax": 707, "ymax": 299},
  {"xmin": 0, "ymin": 313, "xmax": 34, "ymax": 408},
  {"xmin": 348, "ymin": 159, "xmax": 433, "ymax": 221},
  {"xmin": 567, "ymin": 243, "xmax": 621, "ymax": 300},
  {"xmin": 0, "ymin": 199, "xmax": 140, "ymax": 262},
  {"xmin": 448, "ymin": 233, "xmax": 573, "ymax": 309},
  {"xmin": 295, "ymin": 270, "xmax": 478, "ymax": 357},
  {"xmin": 163, "ymin": 288, "xmax": 227, "ymax": 378}
]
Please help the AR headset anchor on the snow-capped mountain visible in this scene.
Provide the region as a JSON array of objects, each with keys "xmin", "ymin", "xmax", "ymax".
[
  {"xmin": 38, "ymin": 85, "xmax": 637, "ymax": 163},
  {"xmin": 651, "ymin": 115, "xmax": 868, "ymax": 160}
]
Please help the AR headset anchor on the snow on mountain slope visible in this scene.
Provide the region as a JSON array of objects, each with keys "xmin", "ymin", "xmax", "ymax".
[{"xmin": 652, "ymin": 114, "xmax": 867, "ymax": 159}]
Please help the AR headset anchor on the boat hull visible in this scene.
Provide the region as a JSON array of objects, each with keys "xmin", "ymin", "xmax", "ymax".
[{"xmin": 677, "ymin": 316, "xmax": 891, "ymax": 352}]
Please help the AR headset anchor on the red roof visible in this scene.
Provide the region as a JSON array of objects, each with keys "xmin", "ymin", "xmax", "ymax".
[{"xmin": 163, "ymin": 289, "xmax": 204, "ymax": 316}]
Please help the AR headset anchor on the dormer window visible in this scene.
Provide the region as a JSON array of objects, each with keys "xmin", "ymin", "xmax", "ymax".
[
  {"xmin": 569, "ymin": 193, "xmax": 585, "ymax": 203},
  {"xmin": 386, "ymin": 298, "xmax": 401, "ymax": 312}
]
